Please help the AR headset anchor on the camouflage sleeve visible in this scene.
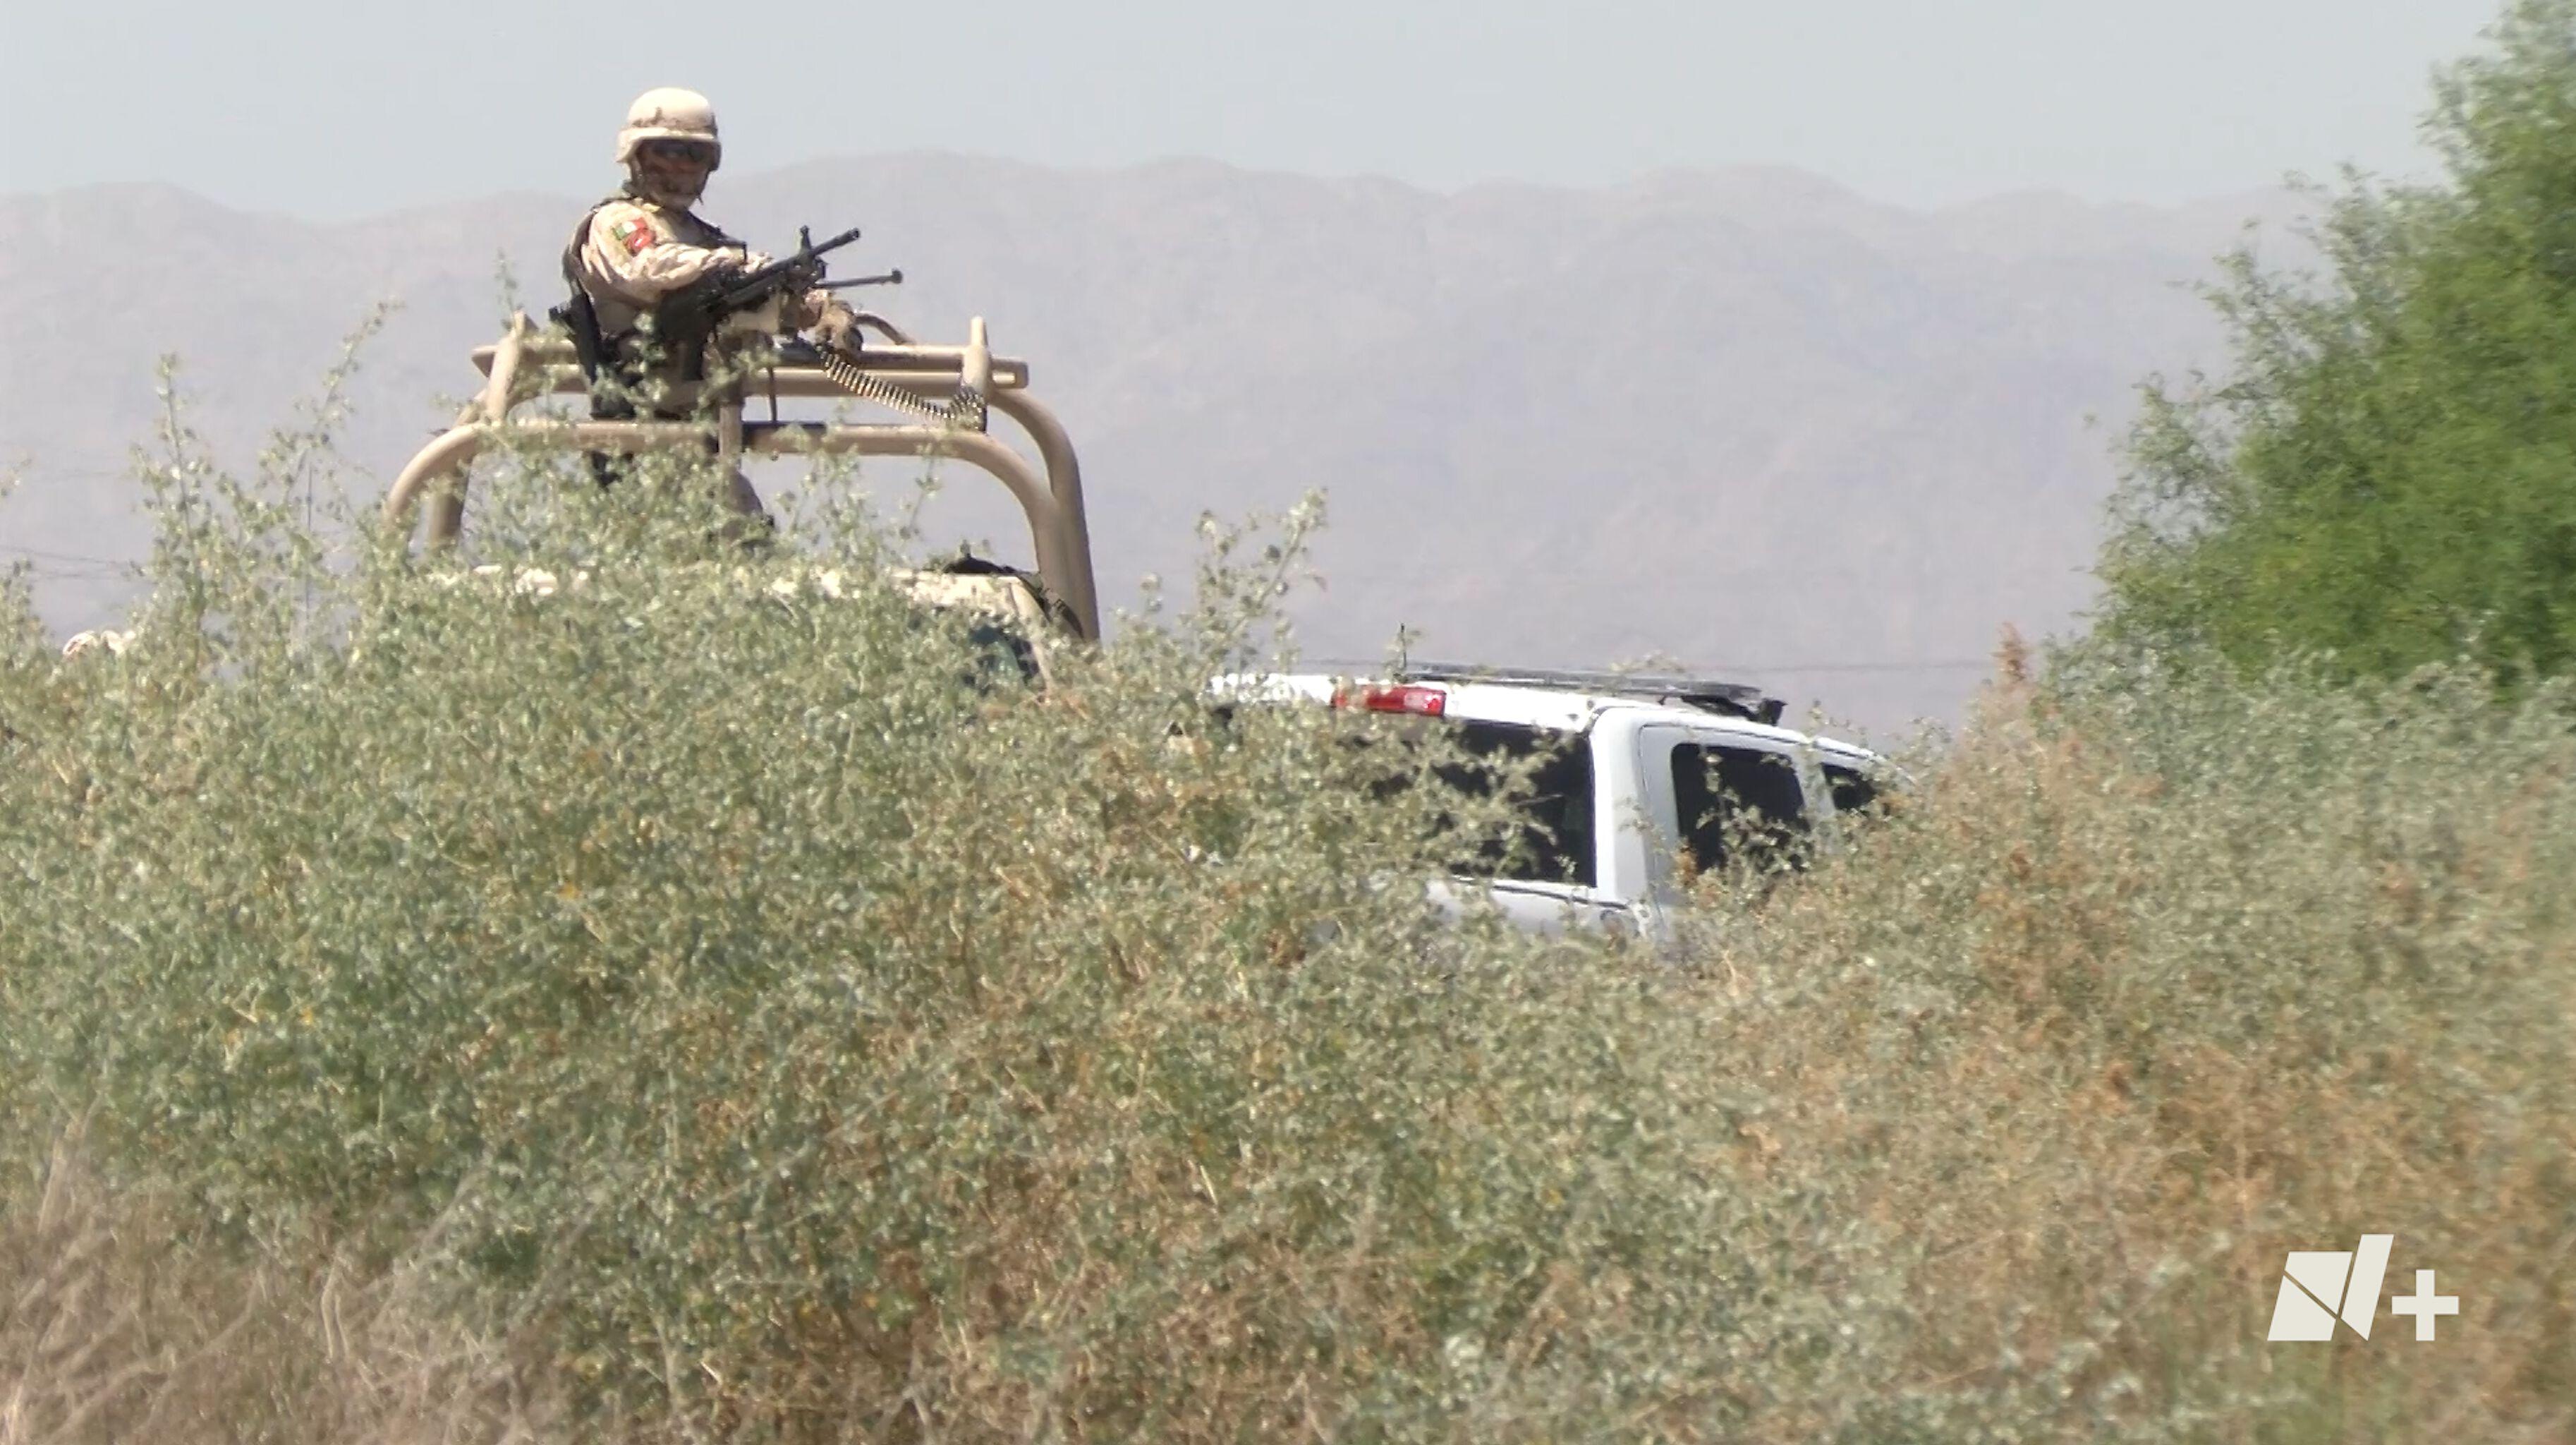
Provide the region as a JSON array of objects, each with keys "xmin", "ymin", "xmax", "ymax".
[{"xmin": 582, "ymin": 200, "xmax": 745, "ymax": 301}]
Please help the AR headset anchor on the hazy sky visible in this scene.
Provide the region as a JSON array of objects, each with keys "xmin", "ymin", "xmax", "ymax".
[{"xmin": 1, "ymin": 0, "xmax": 2506, "ymax": 217}]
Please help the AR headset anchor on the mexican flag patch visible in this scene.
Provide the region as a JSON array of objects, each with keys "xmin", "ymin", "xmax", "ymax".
[{"xmin": 612, "ymin": 218, "xmax": 656, "ymax": 255}]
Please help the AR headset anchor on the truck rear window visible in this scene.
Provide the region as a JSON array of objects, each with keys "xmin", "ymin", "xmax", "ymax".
[{"xmin": 1432, "ymin": 722, "xmax": 1596, "ymax": 888}]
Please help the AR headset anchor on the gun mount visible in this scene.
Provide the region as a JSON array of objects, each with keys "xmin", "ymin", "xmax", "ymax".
[{"xmin": 379, "ymin": 312, "xmax": 1101, "ymax": 641}]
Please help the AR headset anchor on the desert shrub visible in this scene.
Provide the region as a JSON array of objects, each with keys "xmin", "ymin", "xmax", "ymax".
[
  {"xmin": 0, "ymin": 389, "xmax": 1926, "ymax": 1440},
  {"xmin": 1682, "ymin": 648, "xmax": 2576, "ymax": 1440},
  {"xmin": 3, "ymin": 372, "xmax": 2570, "ymax": 1441}
]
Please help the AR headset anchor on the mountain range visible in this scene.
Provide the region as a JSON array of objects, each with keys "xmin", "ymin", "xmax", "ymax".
[{"xmin": 0, "ymin": 155, "xmax": 2308, "ymax": 733}]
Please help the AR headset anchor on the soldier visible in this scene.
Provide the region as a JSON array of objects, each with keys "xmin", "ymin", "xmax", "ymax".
[{"xmin": 562, "ymin": 87, "xmax": 861, "ymax": 516}]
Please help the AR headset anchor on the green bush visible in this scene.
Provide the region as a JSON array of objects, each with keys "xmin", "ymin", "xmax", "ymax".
[
  {"xmin": 0, "ymin": 383, "xmax": 1920, "ymax": 1438},
  {"xmin": 2, "ymin": 370, "xmax": 2570, "ymax": 1441},
  {"xmin": 2099, "ymin": 0, "xmax": 2576, "ymax": 687}
]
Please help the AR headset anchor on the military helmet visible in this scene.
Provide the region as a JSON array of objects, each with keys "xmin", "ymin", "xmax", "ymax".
[{"xmin": 616, "ymin": 87, "xmax": 722, "ymax": 169}]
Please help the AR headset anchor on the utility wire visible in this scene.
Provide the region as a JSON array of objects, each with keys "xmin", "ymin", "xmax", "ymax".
[
  {"xmin": 1, "ymin": 478, "xmax": 2030, "ymax": 675},
  {"xmin": 0, "ymin": 545, "xmax": 138, "ymax": 569},
  {"xmin": 1711, "ymin": 658, "xmax": 2000, "ymax": 675}
]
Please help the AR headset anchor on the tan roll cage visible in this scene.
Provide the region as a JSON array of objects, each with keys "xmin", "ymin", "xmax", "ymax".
[{"xmin": 378, "ymin": 313, "xmax": 1102, "ymax": 641}]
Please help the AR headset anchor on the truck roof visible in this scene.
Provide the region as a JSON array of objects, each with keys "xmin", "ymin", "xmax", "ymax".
[
  {"xmin": 1234, "ymin": 665, "xmax": 1883, "ymax": 768},
  {"xmin": 1372, "ymin": 661, "xmax": 1782, "ymax": 722}
]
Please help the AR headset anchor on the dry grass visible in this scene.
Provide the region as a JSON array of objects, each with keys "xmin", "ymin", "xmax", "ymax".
[
  {"xmin": 1, "ymin": 1137, "xmax": 559, "ymax": 1444},
  {"xmin": 1677, "ymin": 655, "xmax": 2576, "ymax": 1440}
]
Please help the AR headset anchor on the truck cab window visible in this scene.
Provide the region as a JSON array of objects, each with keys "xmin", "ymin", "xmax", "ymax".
[
  {"xmin": 1671, "ymin": 744, "xmax": 1808, "ymax": 876},
  {"xmin": 1823, "ymin": 763, "xmax": 1878, "ymax": 816}
]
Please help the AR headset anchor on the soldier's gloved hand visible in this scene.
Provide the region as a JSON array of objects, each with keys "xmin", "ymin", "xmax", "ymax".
[{"xmin": 813, "ymin": 301, "xmax": 863, "ymax": 353}]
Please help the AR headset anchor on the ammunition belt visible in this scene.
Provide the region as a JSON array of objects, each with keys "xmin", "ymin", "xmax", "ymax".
[{"xmin": 814, "ymin": 346, "xmax": 988, "ymax": 433}]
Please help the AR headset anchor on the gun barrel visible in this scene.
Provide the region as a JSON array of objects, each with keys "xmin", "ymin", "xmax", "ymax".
[
  {"xmin": 807, "ymin": 225, "xmax": 865, "ymax": 256},
  {"xmin": 731, "ymin": 225, "xmax": 865, "ymax": 296},
  {"xmin": 701, "ymin": 225, "xmax": 866, "ymax": 313}
]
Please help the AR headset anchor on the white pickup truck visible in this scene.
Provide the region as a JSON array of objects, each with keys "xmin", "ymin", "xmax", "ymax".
[{"xmin": 1239, "ymin": 664, "xmax": 1888, "ymax": 941}]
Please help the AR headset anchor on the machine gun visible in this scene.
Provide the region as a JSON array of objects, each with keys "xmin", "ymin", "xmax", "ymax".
[{"xmin": 648, "ymin": 224, "xmax": 865, "ymax": 374}]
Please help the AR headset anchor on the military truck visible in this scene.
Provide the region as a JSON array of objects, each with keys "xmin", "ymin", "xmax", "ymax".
[{"xmin": 378, "ymin": 298, "xmax": 1099, "ymax": 655}]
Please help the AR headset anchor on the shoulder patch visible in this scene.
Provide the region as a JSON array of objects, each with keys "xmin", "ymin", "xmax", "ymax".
[{"xmin": 610, "ymin": 217, "xmax": 658, "ymax": 255}]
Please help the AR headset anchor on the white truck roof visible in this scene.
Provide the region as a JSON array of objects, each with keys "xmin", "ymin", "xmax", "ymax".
[{"xmin": 1236, "ymin": 665, "xmax": 1881, "ymax": 768}]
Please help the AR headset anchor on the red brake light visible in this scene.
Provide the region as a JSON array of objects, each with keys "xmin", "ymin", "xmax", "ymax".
[{"xmin": 1335, "ymin": 682, "xmax": 1447, "ymax": 717}]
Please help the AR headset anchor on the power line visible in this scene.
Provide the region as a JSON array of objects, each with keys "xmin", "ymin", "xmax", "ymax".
[
  {"xmin": 0, "ymin": 544, "xmax": 138, "ymax": 569},
  {"xmin": 1711, "ymin": 658, "xmax": 2000, "ymax": 675},
  {"xmin": 3, "ymin": 468, "xmax": 135, "ymax": 490}
]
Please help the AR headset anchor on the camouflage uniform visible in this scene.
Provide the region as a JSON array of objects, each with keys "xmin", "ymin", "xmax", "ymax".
[
  {"xmin": 563, "ymin": 88, "xmax": 844, "ymax": 519},
  {"xmin": 569, "ymin": 191, "xmax": 763, "ymax": 346}
]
